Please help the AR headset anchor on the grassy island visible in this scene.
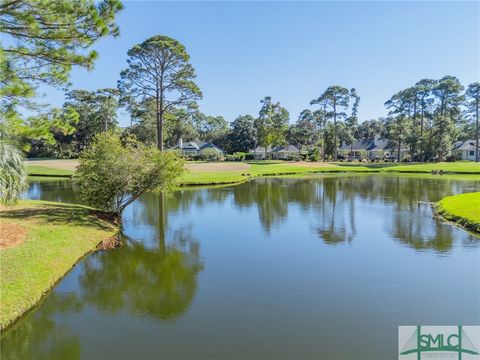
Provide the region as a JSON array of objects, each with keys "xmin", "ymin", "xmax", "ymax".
[{"xmin": 437, "ymin": 192, "xmax": 480, "ymax": 234}]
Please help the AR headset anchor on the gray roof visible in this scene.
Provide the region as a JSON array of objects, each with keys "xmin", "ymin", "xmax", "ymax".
[
  {"xmin": 272, "ymin": 145, "xmax": 301, "ymax": 152},
  {"xmin": 453, "ymin": 140, "xmax": 478, "ymax": 151},
  {"xmin": 252, "ymin": 146, "xmax": 273, "ymax": 153},
  {"xmin": 200, "ymin": 142, "xmax": 224, "ymax": 152},
  {"xmin": 339, "ymin": 138, "xmax": 405, "ymax": 151},
  {"xmin": 251, "ymin": 144, "xmax": 304, "ymax": 153},
  {"xmin": 175, "ymin": 140, "xmax": 224, "ymax": 152},
  {"xmin": 180, "ymin": 141, "xmax": 200, "ymax": 150}
]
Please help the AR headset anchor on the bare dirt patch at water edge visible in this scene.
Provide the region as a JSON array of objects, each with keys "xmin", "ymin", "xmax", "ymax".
[{"xmin": 0, "ymin": 222, "xmax": 27, "ymax": 249}]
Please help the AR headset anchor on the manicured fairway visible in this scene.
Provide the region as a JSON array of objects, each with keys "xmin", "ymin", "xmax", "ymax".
[
  {"xmin": 25, "ymin": 159, "xmax": 480, "ymax": 185},
  {"xmin": 26, "ymin": 165, "xmax": 74, "ymax": 177},
  {"xmin": 381, "ymin": 161, "xmax": 480, "ymax": 174}
]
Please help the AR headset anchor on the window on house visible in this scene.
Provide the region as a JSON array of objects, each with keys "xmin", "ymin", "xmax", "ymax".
[{"xmin": 470, "ymin": 151, "xmax": 475, "ymax": 156}]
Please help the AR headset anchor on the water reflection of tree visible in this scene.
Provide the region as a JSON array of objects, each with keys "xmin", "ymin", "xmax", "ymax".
[
  {"xmin": 231, "ymin": 175, "xmax": 479, "ymax": 249},
  {"xmin": 79, "ymin": 226, "xmax": 203, "ymax": 321},
  {"xmin": 0, "ymin": 292, "xmax": 83, "ymax": 360},
  {"xmin": 232, "ymin": 177, "xmax": 357, "ymax": 243},
  {"xmin": 389, "ymin": 207, "xmax": 455, "ymax": 252},
  {"xmin": 315, "ymin": 177, "xmax": 356, "ymax": 245},
  {"xmin": 24, "ymin": 179, "xmax": 83, "ymax": 205}
]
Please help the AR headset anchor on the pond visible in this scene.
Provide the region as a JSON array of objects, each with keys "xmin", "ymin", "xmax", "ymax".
[{"xmin": 2, "ymin": 175, "xmax": 480, "ymax": 359}]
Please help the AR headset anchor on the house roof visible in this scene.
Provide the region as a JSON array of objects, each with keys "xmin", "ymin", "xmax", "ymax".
[
  {"xmin": 251, "ymin": 146, "xmax": 273, "ymax": 153},
  {"xmin": 251, "ymin": 144, "xmax": 304, "ymax": 153},
  {"xmin": 453, "ymin": 140, "xmax": 478, "ymax": 151},
  {"xmin": 339, "ymin": 138, "xmax": 406, "ymax": 151},
  {"xmin": 200, "ymin": 142, "xmax": 224, "ymax": 152},
  {"xmin": 272, "ymin": 145, "xmax": 301, "ymax": 152},
  {"xmin": 179, "ymin": 141, "xmax": 200, "ymax": 150}
]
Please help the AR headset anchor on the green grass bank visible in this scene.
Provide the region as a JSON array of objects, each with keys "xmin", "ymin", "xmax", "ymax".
[
  {"xmin": 437, "ymin": 192, "xmax": 480, "ymax": 234},
  {"xmin": 25, "ymin": 159, "xmax": 480, "ymax": 186},
  {"xmin": 26, "ymin": 165, "xmax": 73, "ymax": 177},
  {"xmin": 180, "ymin": 161, "xmax": 479, "ymax": 186},
  {"xmin": 0, "ymin": 200, "xmax": 117, "ymax": 330}
]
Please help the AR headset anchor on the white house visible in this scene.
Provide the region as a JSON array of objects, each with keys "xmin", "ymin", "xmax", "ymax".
[
  {"xmin": 453, "ymin": 140, "xmax": 479, "ymax": 161},
  {"xmin": 251, "ymin": 146, "xmax": 273, "ymax": 160},
  {"xmin": 250, "ymin": 145, "xmax": 304, "ymax": 160},
  {"xmin": 270, "ymin": 145, "xmax": 304, "ymax": 160},
  {"xmin": 338, "ymin": 136, "xmax": 408, "ymax": 160}
]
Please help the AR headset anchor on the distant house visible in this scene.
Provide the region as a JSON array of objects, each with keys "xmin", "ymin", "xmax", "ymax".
[
  {"xmin": 175, "ymin": 139, "xmax": 225, "ymax": 156},
  {"xmin": 177, "ymin": 141, "xmax": 200, "ymax": 155},
  {"xmin": 338, "ymin": 136, "xmax": 408, "ymax": 160},
  {"xmin": 453, "ymin": 140, "xmax": 479, "ymax": 161},
  {"xmin": 198, "ymin": 142, "xmax": 225, "ymax": 155},
  {"xmin": 251, "ymin": 146, "xmax": 273, "ymax": 160},
  {"xmin": 271, "ymin": 145, "xmax": 304, "ymax": 160},
  {"xmin": 250, "ymin": 144, "xmax": 304, "ymax": 160}
]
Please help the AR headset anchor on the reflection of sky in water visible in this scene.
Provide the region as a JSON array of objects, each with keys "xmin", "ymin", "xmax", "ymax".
[{"xmin": 5, "ymin": 175, "xmax": 479, "ymax": 360}]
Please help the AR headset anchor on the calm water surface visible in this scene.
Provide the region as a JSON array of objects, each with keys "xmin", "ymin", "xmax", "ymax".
[{"xmin": 2, "ymin": 175, "xmax": 480, "ymax": 359}]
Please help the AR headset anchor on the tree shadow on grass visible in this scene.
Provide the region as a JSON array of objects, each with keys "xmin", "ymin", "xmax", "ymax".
[{"xmin": 0, "ymin": 204, "xmax": 114, "ymax": 231}]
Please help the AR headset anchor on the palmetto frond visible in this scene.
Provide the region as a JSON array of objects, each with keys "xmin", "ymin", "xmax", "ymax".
[{"xmin": 0, "ymin": 141, "xmax": 28, "ymax": 206}]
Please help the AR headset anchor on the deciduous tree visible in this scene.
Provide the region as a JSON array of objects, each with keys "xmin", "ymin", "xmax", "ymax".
[
  {"xmin": 227, "ymin": 115, "xmax": 256, "ymax": 153},
  {"xmin": 192, "ymin": 112, "xmax": 229, "ymax": 142},
  {"xmin": 287, "ymin": 112, "xmax": 318, "ymax": 156},
  {"xmin": 75, "ymin": 132, "xmax": 185, "ymax": 220},
  {"xmin": 254, "ymin": 97, "xmax": 289, "ymax": 158},
  {"xmin": 64, "ymin": 88, "xmax": 119, "ymax": 151}
]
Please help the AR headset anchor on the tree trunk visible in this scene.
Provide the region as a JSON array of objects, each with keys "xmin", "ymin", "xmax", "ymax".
[
  {"xmin": 333, "ymin": 102, "xmax": 337, "ymax": 161},
  {"xmin": 397, "ymin": 139, "xmax": 401, "ymax": 162},
  {"xmin": 158, "ymin": 109, "xmax": 164, "ymax": 151},
  {"xmin": 157, "ymin": 77, "xmax": 164, "ymax": 151},
  {"xmin": 322, "ymin": 133, "xmax": 326, "ymax": 161},
  {"xmin": 420, "ymin": 107, "xmax": 424, "ymax": 162},
  {"xmin": 156, "ymin": 109, "xmax": 163, "ymax": 151},
  {"xmin": 476, "ymin": 98, "xmax": 479, "ymax": 162}
]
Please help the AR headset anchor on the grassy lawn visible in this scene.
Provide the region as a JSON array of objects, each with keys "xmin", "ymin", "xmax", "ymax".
[
  {"xmin": 437, "ymin": 192, "xmax": 480, "ymax": 233},
  {"xmin": 180, "ymin": 162, "xmax": 378, "ymax": 186},
  {"xmin": 0, "ymin": 200, "xmax": 117, "ymax": 330},
  {"xmin": 26, "ymin": 165, "xmax": 74, "ymax": 177},
  {"xmin": 180, "ymin": 171, "xmax": 248, "ymax": 186},
  {"xmin": 25, "ymin": 159, "xmax": 480, "ymax": 186},
  {"xmin": 380, "ymin": 161, "xmax": 480, "ymax": 174}
]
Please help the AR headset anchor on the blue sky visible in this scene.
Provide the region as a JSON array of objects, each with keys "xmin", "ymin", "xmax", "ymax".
[{"xmin": 38, "ymin": 1, "xmax": 479, "ymax": 126}]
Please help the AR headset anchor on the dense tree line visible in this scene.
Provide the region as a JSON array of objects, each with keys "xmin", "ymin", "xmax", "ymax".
[
  {"xmin": 2, "ymin": 11, "xmax": 478, "ymax": 162},
  {"xmin": 7, "ymin": 75, "xmax": 479, "ymax": 163}
]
